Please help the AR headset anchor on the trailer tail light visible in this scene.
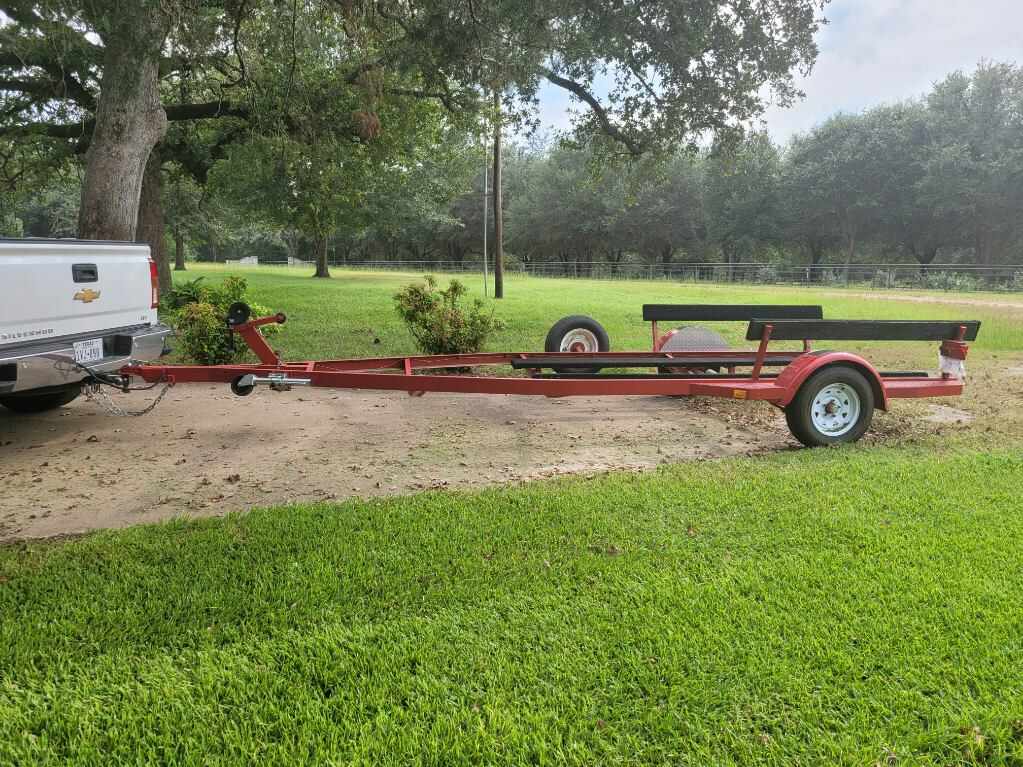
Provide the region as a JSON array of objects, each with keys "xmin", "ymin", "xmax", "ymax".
[{"xmin": 149, "ymin": 258, "xmax": 159, "ymax": 309}]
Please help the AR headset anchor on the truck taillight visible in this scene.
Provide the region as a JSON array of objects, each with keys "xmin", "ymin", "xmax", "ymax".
[{"xmin": 149, "ymin": 259, "xmax": 159, "ymax": 309}]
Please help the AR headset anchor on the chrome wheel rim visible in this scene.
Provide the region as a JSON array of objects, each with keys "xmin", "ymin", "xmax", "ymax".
[
  {"xmin": 560, "ymin": 329, "xmax": 599, "ymax": 353},
  {"xmin": 811, "ymin": 383, "xmax": 861, "ymax": 437}
]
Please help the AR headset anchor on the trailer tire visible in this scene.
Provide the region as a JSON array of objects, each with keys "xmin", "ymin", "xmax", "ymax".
[
  {"xmin": 785, "ymin": 366, "xmax": 874, "ymax": 447},
  {"xmin": 230, "ymin": 376, "xmax": 255, "ymax": 397},
  {"xmin": 545, "ymin": 315, "xmax": 610, "ymax": 375},
  {"xmin": 0, "ymin": 384, "xmax": 82, "ymax": 414}
]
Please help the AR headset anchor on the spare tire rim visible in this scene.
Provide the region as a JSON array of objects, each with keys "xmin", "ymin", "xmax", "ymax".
[
  {"xmin": 811, "ymin": 382, "xmax": 861, "ymax": 436},
  {"xmin": 560, "ymin": 328, "xmax": 599, "ymax": 353}
]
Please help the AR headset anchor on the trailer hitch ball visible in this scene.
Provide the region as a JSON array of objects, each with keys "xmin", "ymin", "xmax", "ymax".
[{"xmin": 231, "ymin": 374, "xmax": 256, "ymax": 397}]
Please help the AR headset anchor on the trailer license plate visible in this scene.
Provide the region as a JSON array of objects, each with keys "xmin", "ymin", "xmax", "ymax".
[{"xmin": 73, "ymin": 338, "xmax": 104, "ymax": 365}]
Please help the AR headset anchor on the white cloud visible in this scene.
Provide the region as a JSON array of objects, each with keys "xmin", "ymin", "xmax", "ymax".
[{"xmin": 762, "ymin": 0, "xmax": 1023, "ymax": 140}]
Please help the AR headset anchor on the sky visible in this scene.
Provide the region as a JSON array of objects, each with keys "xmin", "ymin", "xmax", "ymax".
[{"xmin": 532, "ymin": 0, "xmax": 1023, "ymax": 143}]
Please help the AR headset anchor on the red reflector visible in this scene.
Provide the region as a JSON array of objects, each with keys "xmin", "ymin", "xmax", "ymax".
[{"xmin": 149, "ymin": 259, "xmax": 159, "ymax": 309}]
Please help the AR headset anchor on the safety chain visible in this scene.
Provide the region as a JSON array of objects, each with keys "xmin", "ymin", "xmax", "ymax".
[{"xmin": 83, "ymin": 380, "xmax": 174, "ymax": 417}]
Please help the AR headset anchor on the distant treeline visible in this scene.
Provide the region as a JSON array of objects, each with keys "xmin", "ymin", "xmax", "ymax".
[
  {"xmin": 6, "ymin": 63, "xmax": 1021, "ymax": 277},
  {"xmin": 361, "ymin": 62, "xmax": 1022, "ymax": 273}
]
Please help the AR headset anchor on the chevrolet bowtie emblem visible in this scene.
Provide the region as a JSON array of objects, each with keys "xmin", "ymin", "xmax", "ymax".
[{"xmin": 73, "ymin": 288, "xmax": 101, "ymax": 303}]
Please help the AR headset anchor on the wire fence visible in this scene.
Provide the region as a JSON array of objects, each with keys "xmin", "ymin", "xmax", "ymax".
[{"xmin": 226, "ymin": 258, "xmax": 1023, "ymax": 292}]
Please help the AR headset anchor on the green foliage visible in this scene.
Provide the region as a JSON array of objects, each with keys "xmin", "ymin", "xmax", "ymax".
[
  {"xmin": 0, "ymin": 211, "xmax": 22, "ymax": 237},
  {"xmin": 704, "ymin": 133, "xmax": 782, "ymax": 260},
  {"xmin": 164, "ymin": 275, "xmax": 276, "ymax": 364},
  {"xmin": 164, "ymin": 276, "xmax": 211, "ymax": 310},
  {"xmin": 918, "ymin": 270, "xmax": 983, "ymax": 293},
  {"xmin": 173, "ymin": 301, "xmax": 237, "ymax": 366},
  {"xmin": 394, "ymin": 275, "xmax": 504, "ymax": 355}
]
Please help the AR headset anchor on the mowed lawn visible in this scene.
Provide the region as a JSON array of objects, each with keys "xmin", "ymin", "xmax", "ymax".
[
  {"xmin": 176, "ymin": 264, "xmax": 1023, "ymax": 359},
  {"xmin": 3, "ymin": 450, "xmax": 1023, "ymax": 765},
  {"xmin": 3, "ymin": 267, "xmax": 1023, "ymax": 765}
]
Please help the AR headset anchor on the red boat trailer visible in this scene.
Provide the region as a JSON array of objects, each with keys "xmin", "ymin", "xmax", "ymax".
[{"xmin": 121, "ymin": 303, "xmax": 980, "ymax": 447}]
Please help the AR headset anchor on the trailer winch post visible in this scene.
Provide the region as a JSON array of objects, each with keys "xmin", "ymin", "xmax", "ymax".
[{"xmin": 232, "ymin": 313, "xmax": 286, "ymax": 366}]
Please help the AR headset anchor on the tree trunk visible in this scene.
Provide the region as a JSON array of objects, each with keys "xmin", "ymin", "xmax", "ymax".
[
  {"xmin": 975, "ymin": 225, "xmax": 992, "ymax": 267},
  {"xmin": 492, "ymin": 92, "xmax": 504, "ymax": 299},
  {"xmin": 313, "ymin": 235, "xmax": 330, "ymax": 278},
  {"xmin": 174, "ymin": 231, "xmax": 186, "ymax": 270},
  {"xmin": 136, "ymin": 148, "xmax": 171, "ymax": 293},
  {"xmin": 78, "ymin": 4, "xmax": 169, "ymax": 240},
  {"xmin": 723, "ymin": 243, "xmax": 736, "ymax": 282},
  {"xmin": 807, "ymin": 238, "xmax": 824, "ymax": 267}
]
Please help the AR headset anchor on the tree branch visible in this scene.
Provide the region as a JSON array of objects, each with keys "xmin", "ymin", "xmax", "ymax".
[
  {"xmin": 165, "ymin": 101, "xmax": 250, "ymax": 121},
  {"xmin": 0, "ymin": 49, "xmax": 97, "ymax": 110},
  {"xmin": 0, "ymin": 3, "xmax": 104, "ymax": 57},
  {"xmin": 385, "ymin": 85, "xmax": 473, "ymax": 112},
  {"xmin": 542, "ymin": 69, "xmax": 645, "ymax": 156},
  {"xmin": 0, "ymin": 101, "xmax": 251, "ymax": 143},
  {"xmin": 0, "ymin": 78, "xmax": 47, "ymax": 94}
]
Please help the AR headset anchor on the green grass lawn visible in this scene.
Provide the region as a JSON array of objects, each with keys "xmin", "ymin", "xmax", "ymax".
[
  {"xmin": 174, "ymin": 264, "xmax": 1023, "ymax": 359},
  {"xmin": 3, "ymin": 448, "xmax": 1023, "ymax": 765},
  {"xmin": 2, "ymin": 267, "xmax": 1023, "ymax": 765}
]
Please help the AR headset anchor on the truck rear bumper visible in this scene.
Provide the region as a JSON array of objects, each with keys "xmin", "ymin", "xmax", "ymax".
[{"xmin": 0, "ymin": 324, "xmax": 171, "ymax": 395}]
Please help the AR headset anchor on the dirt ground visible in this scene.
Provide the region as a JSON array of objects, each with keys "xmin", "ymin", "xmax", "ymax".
[
  {"xmin": 3, "ymin": 352, "xmax": 1016, "ymax": 542},
  {"xmin": 0, "ymin": 385, "xmax": 798, "ymax": 541}
]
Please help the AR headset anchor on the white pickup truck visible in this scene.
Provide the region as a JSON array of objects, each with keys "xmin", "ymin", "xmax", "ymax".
[{"xmin": 0, "ymin": 238, "xmax": 171, "ymax": 413}]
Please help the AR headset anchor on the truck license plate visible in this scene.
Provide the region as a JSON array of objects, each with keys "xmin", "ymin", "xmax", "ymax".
[{"xmin": 73, "ymin": 338, "xmax": 104, "ymax": 365}]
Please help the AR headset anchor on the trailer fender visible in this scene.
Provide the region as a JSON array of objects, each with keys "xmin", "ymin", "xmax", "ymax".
[{"xmin": 775, "ymin": 352, "xmax": 889, "ymax": 411}]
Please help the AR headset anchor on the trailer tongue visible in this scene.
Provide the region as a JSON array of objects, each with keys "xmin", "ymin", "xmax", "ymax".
[{"xmin": 120, "ymin": 302, "xmax": 979, "ymax": 447}]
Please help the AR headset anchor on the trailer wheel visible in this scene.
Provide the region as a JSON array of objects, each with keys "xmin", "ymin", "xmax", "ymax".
[
  {"xmin": 545, "ymin": 315, "xmax": 610, "ymax": 375},
  {"xmin": 0, "ymin": 384, "xmax": 82, "ymax": 414},
  {"xmin": 785, "ymin": 366, "xmax": 874, "ymax": 447},
  {"xmin": 230, "ymin": 375, "xmax": 255, "ymax": 397}
]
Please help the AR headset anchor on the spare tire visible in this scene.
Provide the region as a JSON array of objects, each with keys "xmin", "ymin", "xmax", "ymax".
[{"xmin": 544, "ymin": 315, "xmax": 610, "ymax": 375}]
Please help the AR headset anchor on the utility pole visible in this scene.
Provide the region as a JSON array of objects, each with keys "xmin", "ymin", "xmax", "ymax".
[
  {"xmin": 492, "ymin": 91, "xmax": 504, "ymax": 299},
  {"xmin": 482, "ymin": 156, "xmax": 488, "ymax": 297}
]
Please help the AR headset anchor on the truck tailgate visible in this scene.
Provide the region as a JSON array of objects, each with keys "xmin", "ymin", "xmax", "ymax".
[{"xmin": 0, "ymin": 241, "xmax": 157, "ymax": 347}]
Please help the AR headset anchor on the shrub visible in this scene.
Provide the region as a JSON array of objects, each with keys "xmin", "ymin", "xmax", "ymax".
[
  {"xmin": 164, "ymin": 276, "xmax": 277, "ymax": 364},
  {"xmin": 919, "ymin": 270, "xmax": 982, "ymax": 292},
  {"xmin": 174, "ymin": 302, "xmax": 238, "ymax": 365},
  {"xmin": 394, "ymin": 276, "xmax": 504, "ymax": 355},
  {"xmin": 164, "ymin": 276, "xmax": 210, "ymax": 310}
]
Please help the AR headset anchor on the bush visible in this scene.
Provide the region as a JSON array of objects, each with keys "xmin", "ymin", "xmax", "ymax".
[
  {"xmin": 919, "ymin": 270, "xmax": 982, "ymax": 292},
  {"xmin": 394, "ymin": 276, "xmax": 503, "ymax": 355},
  {"xmin": 164, "ymin": 276, "xmax": 277, "ymax": 364},
  {"xmin": 164, "ymin": 277, "xmax": 205, "ymax": 309},
  {"xmin": 173, "ymin": 302, "xmax": 238, "ymax": 365}
]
